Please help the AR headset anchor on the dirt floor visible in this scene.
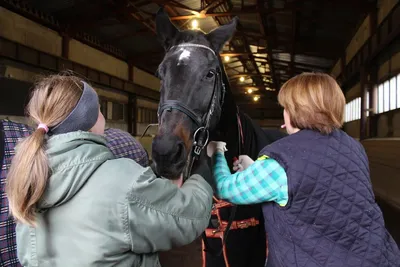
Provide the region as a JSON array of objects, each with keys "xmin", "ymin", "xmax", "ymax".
[{"xmin": 376, "ymin": 197, "xmax": 400, "ymax": 246}]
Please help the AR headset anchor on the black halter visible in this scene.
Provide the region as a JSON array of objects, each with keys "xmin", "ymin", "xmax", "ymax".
[{"xmin": 157, "ymin": 43, "xmax": 226, "ymax": 180}]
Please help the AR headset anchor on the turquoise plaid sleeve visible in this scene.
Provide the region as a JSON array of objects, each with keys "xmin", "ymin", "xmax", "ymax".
[{"xmin": 213, "ymin": 152, "xmax": 288, "ymax": 206}]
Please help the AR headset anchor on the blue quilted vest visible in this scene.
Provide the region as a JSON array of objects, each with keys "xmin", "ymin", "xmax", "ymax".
[{"xmin": 259, "ymin": 129, "xmax": 400, "ymax": 267}]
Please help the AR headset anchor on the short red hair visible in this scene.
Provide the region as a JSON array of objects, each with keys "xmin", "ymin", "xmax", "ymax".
[{"xmin": 278, "ymin": 73, "xmax": 345, "ymax": 134}]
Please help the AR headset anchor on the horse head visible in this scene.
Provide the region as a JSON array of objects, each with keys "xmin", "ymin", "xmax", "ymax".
[{"xmin": 152, "ymin": 8, "xmax": 238, "ymax": 180}]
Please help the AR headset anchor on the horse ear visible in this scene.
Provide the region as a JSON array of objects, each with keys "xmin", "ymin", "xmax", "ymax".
[
  {"xmin": 206, "ymin": 17, "xmax": 238, "ymax": 52},
  {"xmin": 156, "ymin": 7, "xmax": 179, "ymax": 50}
]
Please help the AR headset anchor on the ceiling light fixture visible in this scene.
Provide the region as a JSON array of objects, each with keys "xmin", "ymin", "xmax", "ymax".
[
  {"xmin": 224, "ymin": 56, "xmax": 230, "ymax": 62},
  {"xmin": 191, "ymin": 20, "xmax": 199, "ymax": 29}
]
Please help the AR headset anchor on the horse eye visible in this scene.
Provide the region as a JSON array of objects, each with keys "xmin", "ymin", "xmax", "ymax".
[{"xmin": 206, "ymin": 71, "xmax": 215, "ymax": 79}]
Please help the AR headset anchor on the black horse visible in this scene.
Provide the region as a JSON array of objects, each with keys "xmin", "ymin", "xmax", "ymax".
[{"xmin": 152, "ymin": 9, "xmax": 286, "ymax": 267}]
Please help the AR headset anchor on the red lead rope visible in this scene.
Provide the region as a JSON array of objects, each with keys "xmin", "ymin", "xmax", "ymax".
[
  {"xmin": 237, "ymin": 114, "xmax": 245, "ymax": 149},
  {"xmin": 202, "ymin": 114, "xmax": 268, "ymax": 267}
]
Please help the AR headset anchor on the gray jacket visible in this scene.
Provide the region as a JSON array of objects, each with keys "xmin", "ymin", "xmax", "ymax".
[{"xmin": 16, "ymin": 131, "xmax": 213, "ymax": 267}]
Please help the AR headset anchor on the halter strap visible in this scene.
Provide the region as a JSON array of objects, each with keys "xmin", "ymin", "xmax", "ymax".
[
  {"xmin": 158, "ymin": 100, "xmax": 203, "ymax": 127},
  {"xmin": 170, "ymin": 43, "xmax": 217, "ymax": 57}
]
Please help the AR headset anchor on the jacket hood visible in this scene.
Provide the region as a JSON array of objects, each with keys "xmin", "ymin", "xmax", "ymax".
[{"xmin": 38, "ymin": 131, "xmax": 114, "ymax": 209}]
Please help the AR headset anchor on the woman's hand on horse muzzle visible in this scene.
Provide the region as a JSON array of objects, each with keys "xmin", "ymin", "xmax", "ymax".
[{"xmin": 150, "ymin": 162, "xmax": 183, "ymax": 187}]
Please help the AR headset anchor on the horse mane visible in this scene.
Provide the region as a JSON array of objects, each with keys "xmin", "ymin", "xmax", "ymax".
[
  {"xmin": 214, "ymin": 57, "xmax": 288, "ymax": 161},
  {"xmin": 216, "ymin": 57, "xmax": 239, "ymax": 126},
  {"xmin": 209, "ymin": 57, "xmax": 243, "ymax": 166}
]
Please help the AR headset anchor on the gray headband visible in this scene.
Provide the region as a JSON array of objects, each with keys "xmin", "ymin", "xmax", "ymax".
[{"xmin": 50, "ymin": 81, "xmax": 99, "ymax": 135}]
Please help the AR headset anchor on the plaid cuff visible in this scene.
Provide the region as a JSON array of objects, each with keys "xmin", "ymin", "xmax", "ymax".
[{"xmin": 213, "ymin": 152, "xmax": 288, "ymax": 206}]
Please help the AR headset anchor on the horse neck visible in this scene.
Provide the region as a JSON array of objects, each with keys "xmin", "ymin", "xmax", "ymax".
[
  {"xmin": 212, "ymin": 64, "xmax": 264, "ymax": 162},
  {"xmin": 211, "ymin": 81, "xmax": 241, "ymax": 166},
  {"xmin": 212, "ymin": 109, "xmax": 265, "ymax": 167},
  {"xmin": 213, "ymin": 118, "xmax": 240, "ymax": 169}
]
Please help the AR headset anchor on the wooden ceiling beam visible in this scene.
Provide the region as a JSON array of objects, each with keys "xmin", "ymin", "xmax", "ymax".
[
  {"xmin": 107, "ymin": 28, "xmax": 151, "ymax": 43},
  {"xmin": 169, "ymin": 7, "xmax": 298, "ymax": 20},
  {"xmin": 257, "ymin": 0, "xmax": 279, "ymax": 91},
  {"xmin": 229, "ymin": 73, "xmax": 271, "ymax": 79},
  {"xmin": 290, "ymin": 1, "xmax": 299, "ymax": 77}
]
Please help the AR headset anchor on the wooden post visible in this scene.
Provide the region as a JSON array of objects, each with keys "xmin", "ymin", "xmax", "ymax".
[
  {"xmin": 61, "ymin": 33, "xmax": 70, "ymax": 59},
  {"xmin": 369, "ymin": 64, "xmax": 378, "ymax": 138},
  {"xmin": 360, "ymin": 68, "xmax": 368, "ymax": 140},
  {"xmin": 127, "ymin": 60, "xmax": 136, "ymax": 135},
  {"xmin": 127, "ymin": 93, "xmax": 133, "ymax": 135},
  {"xmin": 132, "ymin": 95, "xmax": 137, "ymax": 136},
  {"xmin": 341, "ymin": 54, "xmax": 346, "ymax": 82},
  {"xmin": 128, "ymin": 61, "xmax": 134, "ymax": 82}
]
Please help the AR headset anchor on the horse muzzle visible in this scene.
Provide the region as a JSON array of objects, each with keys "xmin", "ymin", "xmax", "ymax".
[{"xmin": 151, "ymin": 134, "xmax": 188, "ymax": 179}]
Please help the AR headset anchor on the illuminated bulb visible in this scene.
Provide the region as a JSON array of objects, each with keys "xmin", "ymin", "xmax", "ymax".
[
  {"xmin": 247, "ymin": 89, "xmax": 253, "ymax": 94},
  {"xmin": 224, "ymin": 56, "xmax": 230, "ymax": 62},
  {"xmin": 239, "ymin": 76, "xmax": 245, "ymax": 82},
  {"xmin": 191, "ymin": 20, "xmax": 198, "ymax": 29},
  {"xmin": 253, "ymin": 96, "xmax": 259, "ymax": 101}
]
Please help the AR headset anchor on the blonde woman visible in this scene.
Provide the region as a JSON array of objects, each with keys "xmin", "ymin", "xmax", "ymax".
[
  {"xmin": 6, "ymin": 74, "xmax": 213, "ymax": 267},
  {"xmin": 208, "ymin": 73, "xmax": 400, "ymax": 267}
]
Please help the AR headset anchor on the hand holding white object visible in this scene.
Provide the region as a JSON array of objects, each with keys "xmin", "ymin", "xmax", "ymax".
[
  {"xmin": 207, "ymin": 141, "xmax": 227, "ymax": 157},
  {"xmin": 233, "ymin": 155, "xmax": 254, "ymax": 172}
]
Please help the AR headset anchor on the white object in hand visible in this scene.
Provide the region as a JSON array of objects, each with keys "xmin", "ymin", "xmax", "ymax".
[
  {"xmin": 207, "ymin": 141, "xmax": 227, "ymax": 157},
  {"xmin": 233, "ymin": 155, "xmax": 254, "ymax": 172},
  {"xmin": 233, "ymin": 163, "xmax": 243, "ymax": 172}
]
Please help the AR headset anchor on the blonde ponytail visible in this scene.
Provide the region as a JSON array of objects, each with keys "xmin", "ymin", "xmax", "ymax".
[
  {"xmin": 6, "ymin": 129, "xmax": 48, "ymax": 225},
  {"xmin": 6, "ymin": 74, "xmax": 84, "ymax": 226}
]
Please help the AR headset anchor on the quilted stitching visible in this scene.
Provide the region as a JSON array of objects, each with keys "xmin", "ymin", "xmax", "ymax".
[
  {"xmin": 260, "ymin": 130, "xmax": 400, "ymax": 267},
  {"xmin": 0, "ymin": 120, "xmax": 32, "ymax": 267}
]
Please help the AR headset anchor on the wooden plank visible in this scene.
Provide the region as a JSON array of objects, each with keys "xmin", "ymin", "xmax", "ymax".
[{"xmin": 0, "ymin": 36, "xmax": 160, "ymax": 101}]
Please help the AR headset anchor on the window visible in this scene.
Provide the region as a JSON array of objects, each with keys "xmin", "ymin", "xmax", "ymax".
[
  {"xmin": 100, "ymin": 98, "xmax": 108, "ymax": 118},
  {"xmin": 378, "ymin": 84, "xmax": 384, "ymax": 113},
  {"xmin": 98, "ymin": 99, "xmax": 125, "ymax": 121},
  {"xmin": 356, "ymin": 98, "xmax": 360, "ymax": 119},
  {"xmin": 384, "ymin": 81, "xmax": 390, "ymax": 112},
  {"xmin": 354, "ymin": 98, "xmax": 359, "ymax": 120},
  {"xmin": 344, "ymin": 94, "xmax": 370, "ymax": 123},
  {"xmin": 390, "ymin": 77, "xmax": 396, "ymax": 110},
  {"xmin": 112, "ymin": 102, "xmax": 124, "ymax": 121},
  {"xmin": 152, "ymin": 110, "xmax": 158, "ymax": 123},
  {"xmin": 136, "ymin": 107, "xmax": 158, "ymax": 124},
  {"xmin": 397, "ymin": 74, "xmax": 400, "ymax": 109},
  {"xmin": 377, "ymin": 74, "xmax": 399, "ymax": 114},
  {"xmin": 137, "ymin": 108, "xmax": 142, "ymax": 123},
  {"xmin": 345, "ymin": 97, "xmax": 360, "ymax": 122},
  {"xmin": 145, "ymin": 109, "xmax": 150, "ymax": 123}
]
